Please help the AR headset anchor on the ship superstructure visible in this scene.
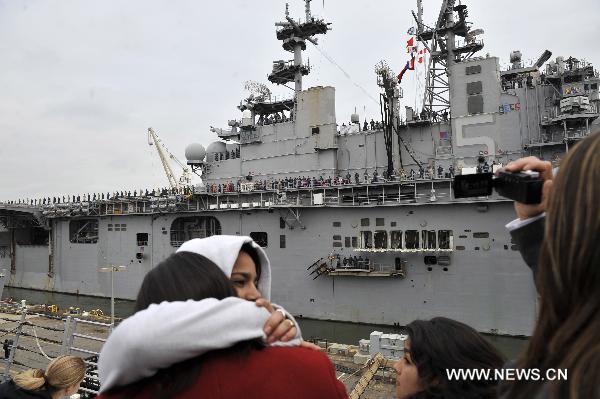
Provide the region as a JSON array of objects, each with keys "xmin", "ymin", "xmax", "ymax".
[{"xmin": 1, "ymin": 0, "xmax": 598, "ymax": 336}]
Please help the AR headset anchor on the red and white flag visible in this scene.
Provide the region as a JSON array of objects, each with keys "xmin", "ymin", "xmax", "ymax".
[{"xmin": 406, "ymin": 37, "xmax": 414, "ymax": 53}]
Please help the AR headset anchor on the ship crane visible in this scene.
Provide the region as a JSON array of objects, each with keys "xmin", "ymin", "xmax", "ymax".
[{"xmin": 147, "ymin": 127, "xmax": 191, "ymax": 190}]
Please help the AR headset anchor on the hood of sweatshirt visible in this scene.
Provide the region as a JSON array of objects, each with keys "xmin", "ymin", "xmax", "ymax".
[{"xmin": 176, "ymin": 235, "xmax": 271, "ymax": 300}]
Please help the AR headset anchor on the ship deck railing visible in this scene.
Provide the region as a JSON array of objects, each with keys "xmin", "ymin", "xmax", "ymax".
[
  {"xmin": 354, "ymin": 247, "xmax": 453, "ymax": 253},
  {"xmin": 34, "ymin": 177, "xmax": 509, "ymax": 218}
]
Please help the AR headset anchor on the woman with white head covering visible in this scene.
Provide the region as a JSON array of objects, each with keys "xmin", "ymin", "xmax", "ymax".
[{"xmin": 98, "ymin": 235, "xmax": 306, "ymax": 393}]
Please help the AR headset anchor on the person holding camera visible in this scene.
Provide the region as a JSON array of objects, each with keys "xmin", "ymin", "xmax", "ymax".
[{"xmin": 501, "ymin": 130, "xmax": 599, "ymax": 399}]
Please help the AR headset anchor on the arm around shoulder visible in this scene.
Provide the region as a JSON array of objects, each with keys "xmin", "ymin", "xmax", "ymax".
[{"xmin": 99, "ymin": 297, "xmax": 270, "ymax": 392}]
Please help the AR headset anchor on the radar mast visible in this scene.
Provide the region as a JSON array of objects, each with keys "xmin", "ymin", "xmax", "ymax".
[
  {"xmin": 270, "ymin": 0, "xmax": 331, "ymax": 92},
  {"xmin": 414, "ymin": 0, "xmax": 484, "ymax": 116}
]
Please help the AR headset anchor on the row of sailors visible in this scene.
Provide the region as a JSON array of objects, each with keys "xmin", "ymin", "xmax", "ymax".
[
  {"xmin": 341, "ymin": 112, "xmax": 449, "ymax": 133},
  {"xmin": 5, "ymin": 160, "xmax": 494, "ymax": 205},
  {"xmin": 337, "ymin": 256, "xmax": 370, "ymax": 270},
  {"xmin": 339, "ymin": 119, "xmax": 384, "ymax": 133},
  {"xmin": 256, "ymin": 112, "xmax": 293, "ymax": 125},
  {"xmin": 4, "ymin": 187, "xmax": 194, "ymax": 206},
  {"xmin": 207, "ymin": 166, "xmax": 459, "ymax": 194}
]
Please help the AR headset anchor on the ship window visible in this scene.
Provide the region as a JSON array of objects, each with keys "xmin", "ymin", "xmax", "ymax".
[
  {"xmin": 438, "ymin": 230, "xmax": 453, "ymax": 249},
  {"xmin": 467, "ymin": 81, "xmax": 483, "ymax": 95},
  {"xmin": 422, "ymin": 230, "xmax": 436, "ymax": 249},
  {"xmin": 121, "ymin": 224, "xmax": 127, "ymax": 232},
  {"xmin": 312, "ymin": 127, "xmax": 320, "ymax": 135},
  {"xmin": 405, "ymin": 230, "xmax": 419, "ymax": 249},
  {"xmin": 360, "ymin": 231, "xmax": 373, "ymax": 249},
  {"xmin": 27, "ymin": 228, "xmax": 49, "ymax": 245},
  {"xmin": 170, "ymin": 216, "xmax": 222, "ymax": 247},
  {"xmin": 333, "ymin": 235, "xmax": 342, "ymax": 241},
  {"xmin": 592, "ymin": 83, "xmax": 598, "ymax": 90},
  {"xmin": 351, "ymin": 237, "xmax": 358, "ymax": 248},
  {"xmin": 108, "ymin": 224, "xmax": 113, "ymax": 231},
  {"xmin": 250, "ymin": 232, "xmax": 268, "ymax": 248},
  {"xmin": 360, "ymin": 218, "xmax": 370, "ymax": 227},
  {"xmin": 466, "ymin": 65, "xmax": 481, "ymax": 75},
  {"xmin": 438, "ymin": 256, "xmax": 451, "ymax": 266},
  {"xmin": 391, "ymin": 231, "xmax": 403, "ymax": 249},
  {"xmin": 456, "ymin": 245, "xmax": 466, "ymax": 250},
  {"xmin": 333, "ymin": 242, "xmax": 343, "ymax": 248},
  {"xmin": 344, "ymin": 237, "xmax": 351, "ymax": 247},
  {"xmin": 280, "ymin": 235, "xmax": 286, "ymax": 249},
  {"xmin": 114, "ymin": 224, "xmax": 120, "ymax": 232},
  {"xmin": 136, "ymin": 233, "xmax": 149, "ymax": 246},
  {"xmin": 376, "ymin": 218, "xmax": 385, "ymax": 226},
  {"xmin": 280, "ymin": 217, "xmax": 286, "ymax": 229},
  {"xmin": 473, "ymin": 232, "xmax": 489, "ymax": 238},
  {"xmin": 374, "ymin": 231, "xmax": 388, "ymax": 249},
  {"xmin": 395, "ymin": 258, "xmax": 404, "ymax": 271},
  {"xmin": 468, "ymin": 95, "xmax": 484, "ymax": 114},
  {"xmin": 424, "ymin": 256, "xmax": 437, "ymax": 265},
  {"xmin": 391, "ymin": 221, "xmax": 397, "ymax": 227},
  {"xmin": 332, "ymin": 221, "xmax": 341, "ymax": 227},
  {"xmin": 69, "ymin": 219, "xmax": 99, "ymax": 244}
]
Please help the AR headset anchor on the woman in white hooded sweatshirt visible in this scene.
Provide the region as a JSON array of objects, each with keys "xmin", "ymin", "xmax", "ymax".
[{"xmin": 98, "ymin": 235, "xmax": 306, "ymax": 393}]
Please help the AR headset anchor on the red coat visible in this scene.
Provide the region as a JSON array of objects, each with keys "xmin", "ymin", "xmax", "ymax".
[{"xmin": 98, "ymin": 346, "xmax": 349, "ymax": 399}]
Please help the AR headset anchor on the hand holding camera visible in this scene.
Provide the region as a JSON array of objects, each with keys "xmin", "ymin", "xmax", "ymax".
[
  {"xmin": 452, "ymin": 156, "xmax": 554, "ymax": 219},
  {"xmin": 503, "ymin": 157, "xmax": 554, "ymax": 220}
]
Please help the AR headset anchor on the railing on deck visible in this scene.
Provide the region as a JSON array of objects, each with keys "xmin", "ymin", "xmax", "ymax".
[
  {"xmin": 0, "ymin": 303, "xmax": 111, "ymax": 398},
  {"xmin": 33, "ymin": 176, "xmax": 504, "ymax": 219}
]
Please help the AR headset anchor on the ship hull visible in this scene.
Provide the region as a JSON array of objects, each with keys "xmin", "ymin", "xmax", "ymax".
[{"xmin": 2, "ymin": 200, "xmax": 536, "ymax": 336}]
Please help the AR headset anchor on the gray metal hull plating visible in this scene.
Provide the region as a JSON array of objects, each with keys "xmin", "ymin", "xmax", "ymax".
[{"xmin": 3, "ymin": 201, "xmax": 536, "ymax": 336}]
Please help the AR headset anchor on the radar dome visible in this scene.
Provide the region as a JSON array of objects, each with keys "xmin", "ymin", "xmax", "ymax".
[
  {"xmin": 206, "ymin": 141, "xmax": 227, "ymax": 154},
  {"xmin": 184, "ymin": 143, "xmax": 206, "ymax": 162}
]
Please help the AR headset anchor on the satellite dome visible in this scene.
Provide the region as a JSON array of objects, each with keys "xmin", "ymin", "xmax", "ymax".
[
  {"xmin": 206, "ymin": 141, "xmax": 227, "ymax": 154},
  {"xmin": 184, "ymin": 143, "xmax": 206, "ymax": 162}
]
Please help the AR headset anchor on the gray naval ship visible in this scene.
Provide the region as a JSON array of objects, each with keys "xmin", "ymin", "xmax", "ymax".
[{"xmin": 0, "ymin": 0, "xmax": 598, "ymax": 336}]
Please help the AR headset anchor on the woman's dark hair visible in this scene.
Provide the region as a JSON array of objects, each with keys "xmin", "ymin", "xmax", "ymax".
[
  {"xmin": 135, "ymin": 252, "xmax": 236, "ymax": 312},
  {"xmin": 405, "ymin": 317, "xmax": 505, "ymax": 399},
  {"xmin": 240, "ymin": 242, "xmax": 261, "ymax": 281},
  {"xmin": 506, "ymin": 131, "xmax": 600, "ymax": 399},
  {"xmin": 116, "ymin": 252, "xmax": 260, "ymax": 399}
]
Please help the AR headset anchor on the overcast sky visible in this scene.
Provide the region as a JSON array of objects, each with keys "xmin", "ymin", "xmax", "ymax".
[{"xmin": 1, "ymin": 0, "xmax": 598, "ymax": 201}]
